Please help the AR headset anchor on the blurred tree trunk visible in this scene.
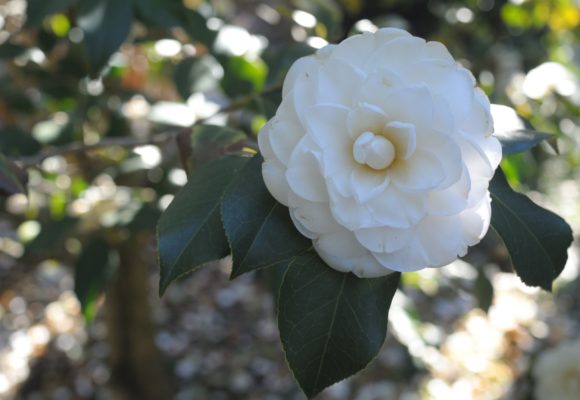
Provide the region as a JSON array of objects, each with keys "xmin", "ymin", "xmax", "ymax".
[{"xmin": 105, "ymin": 234, "xmax": 173, "ymax": 400}]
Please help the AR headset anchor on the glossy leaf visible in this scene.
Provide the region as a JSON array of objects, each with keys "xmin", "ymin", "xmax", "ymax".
[
  {"xmin": 75, "ymin": 238, "xmax": 118, "ymax": 321},
  {"xmin": 0, "ymin": 154, "xmax": 27, "ymax": 197},
  {"xmin": 24, "ymin": 0, "xmax": 77, "ymax": 28},
  {"xmin": 78, "ymin": 0, "xmax": 133, "ymax": 76},
  {"xmin": 221, "ymin": 154, "xmax": 311, "ymax": 279},
  {"xmin": 490, "ymin": 168, "xmax": 573, "ymax": 290},
  {"xmin": 278, "ymin": 251, "xmax": 400, "ymax": 398},
  {"xmin": 158, "ymin": 155, "xmax": 249, "ymax": 295}
]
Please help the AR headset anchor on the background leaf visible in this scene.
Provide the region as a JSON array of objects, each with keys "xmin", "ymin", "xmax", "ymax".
[
  {"xmin": 496, "ymin": 129, "xmax": 552, "ymax": 156},
  {"xmin": 0, "ymin": 127, "xmax": 42, "ymax": 156},
  {"xmin": 158, "ymin": 155, "xmax": 249, "ymax": 295},
  {"xmin": 0, "ymin": 154, "xmax": 28, "ymax": 197},
  {"xmin": 24, "ymin": 0, "xmax": 77, "ymax": 28},
  {"xmin": 490, "ymin": 168, "xmax": 573, "ymax": 290},
  {"xmin": 173, "ymin": 55, "xmax": 223, "ymax": 100},
  {"xmin": 78, "ymin": 0, "xmax": 133, "ymax": 76},
  {"xmin": 222, "ymin": 154, "xmax": 311, "ymax": 279},
  {"xmin": 278, "ymin": 251, "xmax": 400, "ymax": 398},
  {"xmin": 74, "ymin": 238, "xmax": 118, "ymax": 321}
]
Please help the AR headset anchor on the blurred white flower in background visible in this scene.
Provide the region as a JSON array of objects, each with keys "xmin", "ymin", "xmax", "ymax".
[{"xmin": 534, "ymin": 338, "xmax": 580, "ymax": 400}]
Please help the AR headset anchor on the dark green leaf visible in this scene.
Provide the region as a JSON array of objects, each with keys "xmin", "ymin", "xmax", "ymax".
[
  {"xmin": 133, "ymin": 0, "xmax": 182, "ymax": 27},
  {"xmin": 0, "ymin": 154, "xmax": 27, "ymax": 197},
  {"xmin": 24, "ymin": 0, "xmax": 77, "ymax": 28},
  {"xmin": 75, "ymin": 238, "xmax": 118, "ymax": 321},
  {"xmin": 179, "ymin": 10, "xmax": 216, "ymax": 47},
  {"xmin": 158, "ymin": 155, "xmax": 249, "ymax": 295},
  {"xmin": 278, "ymin": 251, "xmax": 400, "ymax": 399},
  {"xmin": 474, "ymin": 269, "xmax": 494, "ymax": 313},
  {"xmin": 490, "ymin": 168, "xmax": 573, "ymax": 290},
  {"xmin": 496, "ymin": 129, "xmax": 552, "ymax": 156},
  {"xmin": 222, "ymin": 154, "xmax": 311, "ymax": 279},
  {"xmin": 78, "ymin": 0, "xmax": 133, "ymax": 76},
  {"xmin": 0, "ymin": 127, "xmax": 42, "ymax": 156},
  {"xmin": 173, "ymin": 55, "xmax": 223, "ymax": 100}
]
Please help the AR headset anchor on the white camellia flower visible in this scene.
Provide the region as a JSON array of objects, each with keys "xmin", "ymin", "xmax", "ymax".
[
  {"xmin": 258, "ymin": 28, "xmax": 502, "ymax": 277},
  {"xmin": 533, "ymin": 339, "xmax": 580, "ymax": 400}
]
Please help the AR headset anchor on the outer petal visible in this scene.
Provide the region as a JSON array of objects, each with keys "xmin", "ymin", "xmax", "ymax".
[
  {"xmin": 288, "ymin": 192, "xmax": 341, "ymax": 236},
  {"xmin": 314, "ymin": 228, "xmax": 395, "ymax": 277},
  {"xmin": 354, "ymin": 225, "xmax": 413, "ymax": 253},
  {"xmin": 262, "ymin": 158, "xmax": 291, "ymax": 206},
  {"xmin": 286, "ymin": 137, "xmax": 328, "ymax": 202}
]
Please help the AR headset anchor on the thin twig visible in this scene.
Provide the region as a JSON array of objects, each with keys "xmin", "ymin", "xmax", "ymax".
[{"xmin": 15, "ymin": 82, "xmax": 283, "ymax": 168}]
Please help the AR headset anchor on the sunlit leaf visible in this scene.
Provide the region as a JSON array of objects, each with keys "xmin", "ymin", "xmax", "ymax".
[{"xmin": 490, "ymin": 168, "xmax": 573, "ymax": 290}]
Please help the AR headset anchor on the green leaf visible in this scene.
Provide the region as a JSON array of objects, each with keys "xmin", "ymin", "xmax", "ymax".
[
  {"xmin": 221, "ymin": 154, "xmax": 311, "ymax": 279},
  {"xmin": 490, "ymin": 168, "xmax": 573, "ymax": 290},
  {"xmin": 133, "ymin": 0, "xmax": 182, "ymax": 27},
  {"xmin": 158, "ymin": 155, "xmax": 249, "ymax": 295},
  {"xmin": 278, "ymin": 251, "xmax": 400, "ymax": 399},
  {"xmin": 78, "ymin": 0, "xmax": 133, "ymax": 76},
  {"xmin": 496, "ymin": 129, "xmax": 552, "ymax": 156},
  {"xmin": 74, "ymin": 238, "xmax": 118, "ymax": 321},
  {"xmin": 173, "ymin": 55, "xmax": 223, "ymax": 100},
  {"xmin": 24, "ymin": 0, "xmax": 77, "ymax": 28},
  {"xmin": 0, "ymin": 154, "xmax": 27, "ymax": 197},
  {"xmin": 474, "ymin": 269, "xmax": 494, "ymax": 313},
  {"xmin": 181, "ymin": 10, "xmax": 216, "ymax": 47},
  {"xmin": 221, "ymin": 55, "xmax": 268, "ymax": 97}
]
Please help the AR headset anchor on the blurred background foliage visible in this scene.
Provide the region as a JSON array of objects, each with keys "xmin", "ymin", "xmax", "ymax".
[{"xmin": 0, "ymin": 0, "xmax": 579, "ymax": 399}]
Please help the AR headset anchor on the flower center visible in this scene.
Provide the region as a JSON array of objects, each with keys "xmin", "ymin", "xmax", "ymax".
[{"xmin": 352, "ymin": 131, "xmax": 396, "ymax": 170}]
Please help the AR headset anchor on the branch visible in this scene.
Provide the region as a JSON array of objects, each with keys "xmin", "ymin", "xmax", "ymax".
[{"xmin": 15, "ymin": 83, "xmax": 283, "ymax": 168}]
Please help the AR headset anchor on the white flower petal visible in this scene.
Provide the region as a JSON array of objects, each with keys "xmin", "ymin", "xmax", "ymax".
[
  {"xmin": 383, "ymin": 121, "xmax": 416, "ymax": 160},
  {"xmin": 347, "ymin": 102, "xmax": 388, "ymax": 139},
  {"xmin": 367, "ymin": 187, "xmax": 427, "ymax": 228},
  {"xmin": 349, "ymin": 167, "xmax": 390, "ymax": 203},
  {"xmin": 304, "ymin": 103, "xmax": 350, "ymax": 148},
  {"xmin": 405, "ymin": 61, "xmax": 475, "ymax": 120},
  {"xmin": 428, "ymin": 164, "xmax": 470, "ymax": 217},
  {"xmin": 314, "ymin": 228, "xmax": 394, "ymax": 277},
  {"xmin": 288, "ymin": 192, "xmax": 341, "ymax": 235},
  {"xmin": 262, "ymin": 158, "xmax": 291, "ymax": 206},
  {"xmin": 355, "ymin": 225, "xmax": 413, "ymax": 253},
  {"xmin": 286, "ymin": 138, "xmax": 328, "ymax": 202},
  {"xmin": 391, "ymin": 149, "xmax": 445, "ymax": 192}
]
